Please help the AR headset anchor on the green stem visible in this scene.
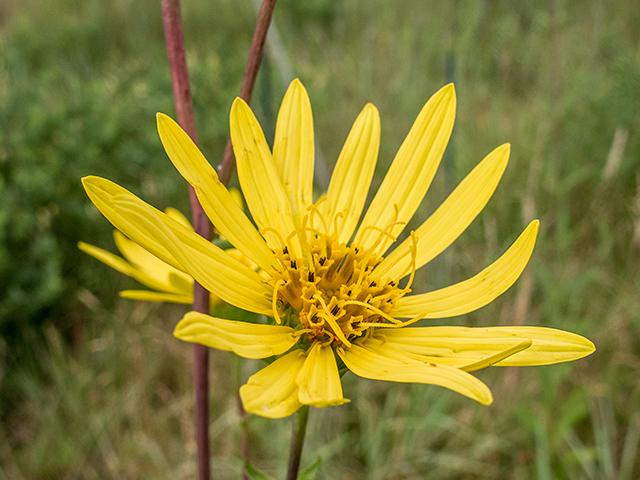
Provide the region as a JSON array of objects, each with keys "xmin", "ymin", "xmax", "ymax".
[
  {"xmin": 286, "ymin": 406, "xmax": 310, "ymax": 480},
  {"xmin": 232, "ymin": 354, "xmax": 250, "ymax": 480}
]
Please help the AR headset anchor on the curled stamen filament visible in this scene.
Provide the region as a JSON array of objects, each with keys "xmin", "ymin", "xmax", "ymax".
[
  {"xmin": 291, "ymin": 328, "xmax": 314, "ymax": 338},
  {"xmin": 262, "ymin": 227, "xmax": 286, "ymax": 249},
  {"xmin": 307, "ymin": 198, "xmax": 329, "ymax": 234},
  {"xmin": 271, "ymin": 279, "xmax": 286, "ymax": 324},
  {"xmin": 339, "ymin": 300, "xmax": 402, "ymax": 325},
  {"xmin": 372, "ymin": 241, "xmax": 414, "ymax": 281},
  {"xmin": 313, "ymin": 293, "xmax": 352, "ymax": 347},
  {"xmin": 399, "ymin": 231, "xmax": 418, "ymax": 294},
  {"xmin": 355, "ymin": 224, "xmax": 396, "ymax": 247},
  {"xmin": 332, "ymin": 212, "xmax": 344, "ymax": 238},
  {"xmin": 320, "ymin": 330, "xmax": 335, "ymax": 346},
  {"xmin": 360, "ymin": 313, "xmax": 425, "ymax": 329}
]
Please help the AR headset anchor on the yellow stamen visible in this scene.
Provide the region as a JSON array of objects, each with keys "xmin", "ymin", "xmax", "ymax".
[
  {"xmin": 332, "ymin": 212, "xmax": 344, "ymax": 238},
  {"xmin": 361, "ymin": 313, "xmax": 426, "ymax": 328},
  {"xmin": 261, "ymin": 226, "xmax": 286, "ymax": 248},
  {"xmin": 339, "ymin": 300, "xmax": 402, "ymax": 325},
  {"xmin": 271, "ymin": 279, "xmax": 286, "ymax": 324},
  {"xmin": 307, "ymin": 197, "xmax": 329, "ymax": 234},
  {"xmin": 313, "ymin": 293, "xmax": 352, "ymax": 347},
  {"xmin": 399, "ymin": 231, "xmax": 419, "ymax": 293}
]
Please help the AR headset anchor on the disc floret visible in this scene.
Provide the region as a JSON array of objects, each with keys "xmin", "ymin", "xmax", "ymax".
[{"xmin": 269, "ymin": 203, "xmax": 417, "ymax": 348}]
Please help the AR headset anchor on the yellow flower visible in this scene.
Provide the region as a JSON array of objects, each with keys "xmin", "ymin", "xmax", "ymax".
[
  {"xmin": 79, "ymin": 206, "xmax": 247, "ymax": 306},
  {"xmin": 82, "ymin": 79, "xmax": 595, "ymax": 418}
]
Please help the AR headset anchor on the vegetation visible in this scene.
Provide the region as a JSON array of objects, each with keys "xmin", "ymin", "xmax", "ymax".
[{"xmin": 1, "ymin": 0, "xmax": 639, "ymax": 478}]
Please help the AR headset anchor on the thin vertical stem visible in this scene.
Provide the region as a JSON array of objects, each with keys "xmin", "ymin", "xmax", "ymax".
[
  {"xmin": 162, "ymin": 1, "xmax": 278, "ymax": 480},
  {"xmin": 218, "ymin": 0, "xmax": 277, "ymax": 185},
  {"xmin": 286, "ymin": 406, "xmax": 310, "ymax": 480},
  {"xmin": 161, "ymin": 2, "xmax": 210, "ymax": 480}
]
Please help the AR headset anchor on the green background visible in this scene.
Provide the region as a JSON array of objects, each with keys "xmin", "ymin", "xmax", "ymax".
[{"xmin": 1, "ymin": 0, "xmax": 639, "ymax": 478}]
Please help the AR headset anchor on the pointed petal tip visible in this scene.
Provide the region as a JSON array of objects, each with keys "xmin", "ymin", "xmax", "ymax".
[
  {"xmin": 172, "ymin": 312, "xmax": 197, "ymax": 340},
  {"xmin": 172, "ymin": 319, "xmax": 185, "ymax": 340},
  {"xmin": 440, "ymin": 83, "xmax": 456, "ymax": 98},
  {"xmin": 362, "ymin": 102, "xmax": 380, "ymax": 119},
  {"xmin": 289, "ymin": 78, "xmax": 307, "ymax": 92},
  {"xmin": 230, "ymin": 97, "xmax": 252, "ymax": 124},
  {"xmin": 482, "ymin": 390, "xmax": 494, "ymax": 406},
  {"xmin": 232, "ymin": 96, "xmax": 249, "ymax": 110},
  {"xmin": 530, "ymin": 219, "xmax": 541, "ymax": 232},
  {"xmin": 156, "ymin": 112, "xmax": 173, "ymax": 129},
  {"xmin": 584, "ymin": 337, "xmax": 596, "ymax": 354},
  {"xmin": 81, "ymin": 175, "xmax": 101, "ymax": 192},
  {"xmin": 497, "ymin": 143, "xmax": 511, "ymax": 156}
]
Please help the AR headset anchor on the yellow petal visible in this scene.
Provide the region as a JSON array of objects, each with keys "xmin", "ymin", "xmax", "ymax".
[
  {"xmin": 164, "ymin": 207, "xmax": 192, "ymax": 228},
  {"xmin": 337, "ymin": 341, "xmax": 493, "ymax": 405},
  {"xmin": 82, "ymin": 176, "xmax": 182, "ymax": 271},
  {"xmin": 230, "ymin": 98, "xmax": 301, "ymax": 257},
  {"xmin": 375, "ymin": 144, "xmax": 510, "ymax": 281},
  {"xmin": 156, "ymin": 113, "xmax": 275, "ymax": 272},
  {"xmin": 296, "ymin": 343, "xmax": 347, "ymax": 407},
  {"xmin": 113, "ymin": 230, "xmax": 192, "ymax": 293},
  {"xmin": 78, "ymin": 241, "xmax": 175, "ymax": 293},
  {"xmin": 355, "ymin": 84, "xmax": 456, "ymax": 255},
  {"xmin": 272, "ymin": 79, "xmax": 314, "ymax": 229},
  {"xmin": 121, "ymin": 289, "xmax": 226, "ymax": 308},
  {"xmin": 120, "ymin": 290, "xmax": 193, "ymax": 304},
  {"xmin": 82, "ymin": 176, "xmax": 272, "ymax": 315},
  {"xmin": 166, "ymin": 271, "xmax": 194, "ymax": 295},
  {"xmin": 112, "ymin": 194, "xmax": 273, "ymax": 315},
  {"xmin": 394, "ymin": 220, "xmax": 539, "ymax": 318},
  {"xmin": 380, "ymin": 326, "xmax": 595, "ymax": 367},
  {"xmin": 320, "ymin": 103, "xmax": 380, "ymax": 243},
  {"xmin": 240, "ymin": 351, "xmax": 305, "ymax": 418},
  {"xmin": 173, "ymin": 312, "xmax": 296, "ymax": 359}
]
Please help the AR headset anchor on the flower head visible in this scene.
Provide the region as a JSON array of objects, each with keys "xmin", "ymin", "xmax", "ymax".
[
  {"xmin": 82, "ymin": 79, "xmax": 595, "ymax": 418},
  {"xmin": 79, "ymin": 196, "xmax": 249, "ymax": 306},
  {"xmin": 79, "ymin": 208, "xmax": 197, "ymax": 304}
]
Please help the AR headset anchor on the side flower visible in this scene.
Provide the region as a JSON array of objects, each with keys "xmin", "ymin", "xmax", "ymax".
[
  {"xmin": 82, "ymin": 79, "xmax": 595, "ymax": 418},
  {"xmin": 79, "ymin": 205, "xmax": 249, "ymax": 306}
]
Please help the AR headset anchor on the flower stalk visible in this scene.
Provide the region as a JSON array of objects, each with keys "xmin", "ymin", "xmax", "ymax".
[
  {"xmin": 286, "ymin": 405, "xmax": 310, "ymax": 480},
  {"xmin": 161, "ymin": 2, "xmax": 211, "ymax": 480},
  {"xmin": 161, "ymin": 1, "xmax": 278, "ymax": 479}
]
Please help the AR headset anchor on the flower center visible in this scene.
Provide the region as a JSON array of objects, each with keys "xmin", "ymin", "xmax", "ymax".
[{"xmin": 268, "ymin": 202, "xmax": 417, "ymax": 348}]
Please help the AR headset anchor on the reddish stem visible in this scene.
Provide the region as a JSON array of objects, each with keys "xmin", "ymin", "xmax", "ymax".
[
  {"xmin": 218, "ymin": 0, "xmax": 277, "ymax": 185},
  {"xmin": 161, "ymin": 2, "xmax": 211, "ymax": 480},
  {"xmin": 162, "ymin": 1, "xmax": 278, "ymax": 479}
]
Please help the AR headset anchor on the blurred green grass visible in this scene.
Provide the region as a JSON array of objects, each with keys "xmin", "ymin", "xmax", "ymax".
[{"xmin": 1, "ymin": 0, "xmax": 639, "ymax": 478}]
